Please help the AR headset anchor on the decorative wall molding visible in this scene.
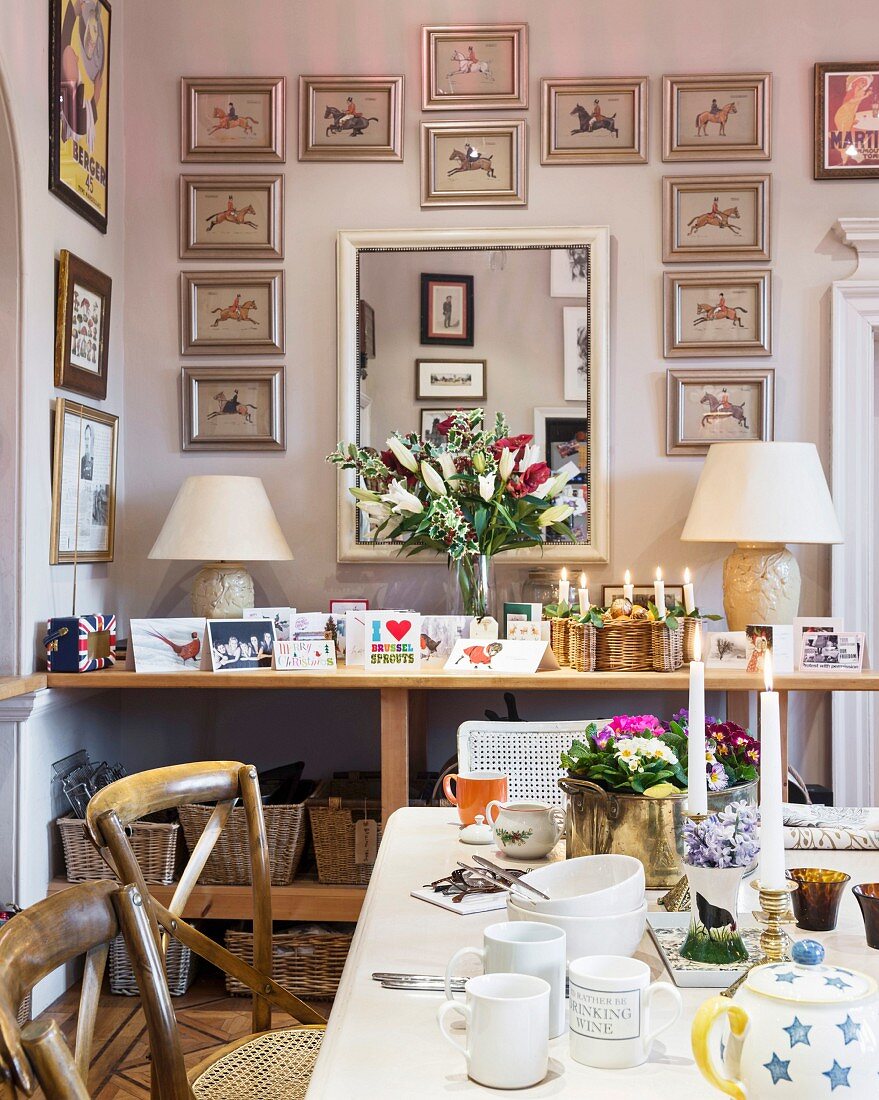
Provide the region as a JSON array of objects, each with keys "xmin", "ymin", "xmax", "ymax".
[{"xmin": 836, "ymin": 218, "xmax": 879, "ymax": 280}]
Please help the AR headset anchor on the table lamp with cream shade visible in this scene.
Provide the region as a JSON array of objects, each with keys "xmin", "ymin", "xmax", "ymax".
[
  {"xmin": 149, "ymin": 475, "xmax": 293, "ymax": 618},
  {"xmin": 681, "ymin": 442, "xmax": 842, "ymax": 630}
]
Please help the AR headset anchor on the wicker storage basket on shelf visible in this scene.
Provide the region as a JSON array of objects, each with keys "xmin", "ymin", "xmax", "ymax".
[
  {"xmin": 593, "ymin": 620, "xmax": 683, "ymax": 673},
  {"xmin": 682, "ymin": 617, "xmax": 703, "ymax": 663},
  {"xmin": 548, "ymin": 617, "xmax": 575, "ymax": 668},
  {"xmin": 306, "ymin": 776, "xmax": 382, "ymax": 886},
  {"xmin": 108, "ymin": 933, "xmax": 197, "ymax": 997},
  {"xmin": 651, "ymin": 620, "xmax": 684, "ymax": 672},
  {"xmin": 568, "ymin": 622, "xmax": 597, "ymax": 673},
  {"xmin": 225, "ymin": 926, "xmax": 354, "ymax": 999},
  {"xmin": 57, "ymin": 816, "xmax": 180, "ymax": 884},
  {"xmin": 177, "ymin": 803, "xmax": 308, "ymax": 886}
]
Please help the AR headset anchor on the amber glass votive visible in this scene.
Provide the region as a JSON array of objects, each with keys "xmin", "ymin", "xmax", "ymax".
[
  {"xmin": 854, "ymin": 883, "xmax": 879, "ymax": 949},
  {"xmin": 787, "ymin": 868, "xmax": 850, "ymax": 932}
]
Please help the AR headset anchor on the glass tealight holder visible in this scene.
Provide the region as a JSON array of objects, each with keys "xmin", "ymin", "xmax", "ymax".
[
  {"xmin": 853, "ymin": 883, "xmax": 879, "ymax": 949},
  {"xmin": 787, "ymin": 868, "xmax": 850, "ymax": 932}
]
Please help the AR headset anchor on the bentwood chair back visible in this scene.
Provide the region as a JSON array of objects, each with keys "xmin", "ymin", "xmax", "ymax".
[{"xmin": 0, "ymin": 880, "xmax": 190, "ymax": 1099}]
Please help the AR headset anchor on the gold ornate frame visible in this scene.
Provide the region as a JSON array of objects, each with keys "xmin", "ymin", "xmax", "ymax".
[
  {"xmin": 663, "ymin": 270, "xmax": 772, "ymax": 358},
  {"xmin": 421, "ymin": 24, "xmax": 528, "ymax": 111},
  {"xmin": 298, "ymin": 76, "xmax": 403, "ymax": 161},
  {"xmin": 663, "ymin": 73, "xmax": 771, "ymax": 162},
  {"xmin": 662, "ymin": 174, "xmax": 771, "ymax": 262},
  {"xmin": 420, "ymin": 120, "xmax": 527, "ymax": 207},
  {"xmin": 541, "ymin": 77, "xmax": 648, "ymax": 165}
]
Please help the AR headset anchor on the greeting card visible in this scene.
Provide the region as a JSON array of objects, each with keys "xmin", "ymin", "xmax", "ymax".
[
  {"xmin": 363, "ymin": 612, "xmax": 422, "ymax": 671},
  {"xmin": 274, "ymin": 639, "xmax": 337, "ymax": 671},
  {"xmin": 444, "ymin": 638, "xmax": 559, "ymax": 674}
]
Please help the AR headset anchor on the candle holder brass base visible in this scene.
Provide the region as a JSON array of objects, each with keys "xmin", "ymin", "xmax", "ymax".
[
  {"xmin": 658, "ymin": 811, "xmax": 707, "ymax": 912},
  {"xmin": 720, "ymin": 879, "xmax": 798, "ymax": 999}
]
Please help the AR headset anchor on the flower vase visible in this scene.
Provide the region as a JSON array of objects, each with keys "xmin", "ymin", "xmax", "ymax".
[
  {"xmin": 454, "ymin": 553, "xmax": 493, "ymax": 619},
  {"xmin": 680, "ymin": 864, "xmax": 748, "ymax": 964}
]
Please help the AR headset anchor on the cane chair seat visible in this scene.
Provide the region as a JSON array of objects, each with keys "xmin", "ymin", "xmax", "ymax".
[{"xmin": 190, "ymin": 1025, "xmax": 325, "ymax": 1100}]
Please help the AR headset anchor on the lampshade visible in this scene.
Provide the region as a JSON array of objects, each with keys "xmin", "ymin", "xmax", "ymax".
[
  {"xmin": 681, "ymin": 442, "xmax": 842, "ymax": 545},
  {"xmin": 149, "ymin": 476, "xmax": 293, "ymax": 561}
]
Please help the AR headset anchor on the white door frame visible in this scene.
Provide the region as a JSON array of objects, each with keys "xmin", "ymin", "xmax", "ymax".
[{"xmin": 831, "ymin": 218, "xmax": 879, "ymax": 806}]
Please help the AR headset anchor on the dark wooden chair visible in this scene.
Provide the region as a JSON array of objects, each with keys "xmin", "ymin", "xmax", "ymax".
[
  {"xmin": 0, "ymin": 880, "xmax": 191, "ymax": 1099},
  {"xmin": 86, "ymin": 762, "xmax": 325, "ymax": 1100}
]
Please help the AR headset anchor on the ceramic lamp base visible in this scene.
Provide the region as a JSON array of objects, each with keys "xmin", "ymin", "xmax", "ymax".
[
  {"xmin": 191, "ymin": 562, "xmax": 254, "ymax": 619},
  {"xmin": 722, "ymin": 543, "xmax": 801, "ymax": 631}
]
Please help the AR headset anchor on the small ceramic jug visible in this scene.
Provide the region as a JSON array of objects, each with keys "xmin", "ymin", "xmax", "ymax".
[{"xmin": 485, "ymin": 800, "xmax": 565, "ymax": 860}]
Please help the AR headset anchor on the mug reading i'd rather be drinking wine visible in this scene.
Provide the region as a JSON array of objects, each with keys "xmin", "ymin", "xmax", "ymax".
[{"xmin": 442, "ymin": 771, "xmax": 508, "ymax": 826}]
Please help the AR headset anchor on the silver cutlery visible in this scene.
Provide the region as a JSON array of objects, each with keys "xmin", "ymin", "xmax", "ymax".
[
  {"xmin": 469, "ymin": 855, "xmax": 551, "ymax": 901},
  {"xmin": 380, "ymin": 979, "xmax": 463, "ymax": 992}
]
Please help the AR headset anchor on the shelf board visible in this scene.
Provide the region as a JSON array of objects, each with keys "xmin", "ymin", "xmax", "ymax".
[{"xmin": 47, "ymin": 876, "xmax": 365, "ymax": 922}]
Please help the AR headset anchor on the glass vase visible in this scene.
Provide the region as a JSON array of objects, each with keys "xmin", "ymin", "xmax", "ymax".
[
  {"xmin": 454, "ymin": 553, "xmax": 493, "ymax": 619},
  {"xmin": 680, "ymin": 864, "xmax": 748, "ymax": 964}
]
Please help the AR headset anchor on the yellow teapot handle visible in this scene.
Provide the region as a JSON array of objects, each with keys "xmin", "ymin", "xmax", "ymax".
[{"xmin": 691, "ymin": 996, "xmax": 749, "ymax": 1099}]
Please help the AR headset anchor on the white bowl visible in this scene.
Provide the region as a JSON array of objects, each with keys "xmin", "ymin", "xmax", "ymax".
[
  {"xmin": 506, "ymin": 896, "xmax": 647, "ymax": 961},
  {"xmin": 517, "ymin": 855, "xmax": 645, "ymax": 917}
]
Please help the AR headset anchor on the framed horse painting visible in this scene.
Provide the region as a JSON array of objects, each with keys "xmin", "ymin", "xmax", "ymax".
[
  {"xmin": 180, "ymin": 77, "xmax": 286, "ymax": 162},
  {"xmin": 662, "ymin": 73, "xmax": 771, "ymax": 161},
  {"xmin": 541, "ymin": 78, "xmax": 648, "ymax": 165},
  {"xmin": 298, "ymin": 76, "xmax": 403, "ymax": 161},
  {"xmin": 420, "ymin": 120, "xmax": 527, "ymax": 207},
  {"xmin": 181, "ymin": 365, "xmax": 285, "ymax": 451},
  {"xmin": 666, "ymin": 367, "xmax": 775, "ymax": 455},
  {"xmin": 421, "ymin": 24, "xmax": 528, "ymax": 111},
  {"xmin": 180, "ymin": 270, "xmax": 285, "ymax": 356},
  {"xmin": 662, "ymin": 175, "xmax": 770, "ymax": 262},
  {"xmin": 179, "ymin": 175, "xmax": 283, "ymax": 260},
  {"xmin": 663, "ymin": 270, "xmax": 771, "ymax": 358}
]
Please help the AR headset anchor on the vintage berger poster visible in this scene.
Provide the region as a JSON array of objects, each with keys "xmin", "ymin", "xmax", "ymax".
[
  {"xmin": 50, "ymin": 0, "xmax": 112, "ymax": 231},
  {"xmin": 816, "ymin": 64, "xmax": 879, "ymax": 179}
]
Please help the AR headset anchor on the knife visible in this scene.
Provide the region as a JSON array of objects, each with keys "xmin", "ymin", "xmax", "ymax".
[
  {"xmin": 469, "ymin": 856, "xmax": 551, "ymax": 901},
  {"xmin": 372, "ymin": 972, "xmax": 466, "ymax": 985}
]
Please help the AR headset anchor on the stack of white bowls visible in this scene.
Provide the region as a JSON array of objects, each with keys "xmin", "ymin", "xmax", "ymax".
[{"xmin": 506, "ymin": 854, "xmax": 647, "ymax": 962}]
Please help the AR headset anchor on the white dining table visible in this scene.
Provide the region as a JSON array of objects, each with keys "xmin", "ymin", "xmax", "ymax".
[{"xmin": 306, "ymin": 807, "xmax": 879, "ymax": 1097}]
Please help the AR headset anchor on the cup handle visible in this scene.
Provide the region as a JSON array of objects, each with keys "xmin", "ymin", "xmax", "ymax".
[
  {"xmin": 442, "ymin": 774, "xmax": 459, "ymax": 806},
  {"xmin": 485, "ymin": 799, "xmax": 502, "ymax": 826},
  {"xmin": 444, "ymin": 947, "xmax": 485, "ymax": 1001},
  {"xmin": 691, "ymin": 996, "xmax": 749, "ymax": 1100},
  {"xmin": 437, "ymin": 999, "xmax": 470, "ymax": 1065},
  {"xmin": 643, "ymin": 980, "xmax": 683, "ymax": 1050},
  {"xmin": 549, "ymin": 805, "xmax": 566, "ymax": 844}
]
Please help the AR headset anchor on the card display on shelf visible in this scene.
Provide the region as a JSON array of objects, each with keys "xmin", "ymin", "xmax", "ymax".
[
  {"xmin": 705, "ymin": 630, "xmax": 748, "ymax": 669},
  {"xmin": 245, "ymin": 606, "xmax": 294, "ymax": 641},
  {"xmin": 800, "ymin": 631, "xmax": 865, "ymax": 672},
  {"xmin": 745, "ymin": 624, "xmax": 793, "ymax": 674},
  {"xmin": 503, "ymin": 602, "xmax": 543, "ymax": 638},
  {"xmin": 444, "ymin": 638, "xmax": 559, "ymax": 674},
  {"xmin": 345, "ymin": 609, "xmax": 410, "ymax": 665},
  {"xmin": 363, "ymin": 612, "xmax": 422, "ymax": 670},
  {"xmin": 419, "ymin": 615, "xmax": 473, "ymax": 662},
  {"xmin": 274, "ymin": 639, "xmax": 337, "ymax": 671},
  {"xmin": 330, "ymin": 599, "xmax": 369, "ymax": 614},
  {"xmin": 793, "ymin": 617, "xmax": 844, "ymax": 670},
  {"xmin": 131, "ymin": 617, "xmax": 206, "ymax": 671},
  {"xmin": 205, "ymin": 618, "xmax": 275, "ymax": 670}
]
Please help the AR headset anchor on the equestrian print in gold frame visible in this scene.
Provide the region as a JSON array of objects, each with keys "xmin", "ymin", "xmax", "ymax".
[
  {"xmin": 421, "ymin": 120, "xmax": 526, "ymax": 207},
  {"xmin": 541, "ymin": 77, "xmax": 648, "ymax": 165},
  {"xmin": 180, "ymin": 270, "xmax": 285, "ymax": 356},
  {"xmin": 666, "ymin": 367, "xmax": 775, "ymax": 455},
  {"xmin": 421, "ymin": 24, "xmax": 528, "ymax": 111},
  {"xmin": 664, "ymin": 270, "xmax": 771, "ymax": 358},
  {"xmin": 298, "ymin": 76, "xmax": 404, "ymax": 161},
  {"xmin": 663, "ymin": 73, "xmax": 771, "ymax": 161},
  {"xmin": 662, "ymin": 174, "xmax": 770, "ymax": 263},
  {"xmin": 181, "ymin": 77, "xmax": 286, "ymax": 162},
  {"xmin": 179, "ymin": 175, "xmax": 284, "ymax": 260},
  {"xmin": 181, "ymin": 365, "xmax": 285, "ymax": 452}
]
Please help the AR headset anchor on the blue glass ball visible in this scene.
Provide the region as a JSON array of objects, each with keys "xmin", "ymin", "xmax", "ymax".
[{"xmin": 792, "ymin": 939, "xmax": 825, "ymax": 967}]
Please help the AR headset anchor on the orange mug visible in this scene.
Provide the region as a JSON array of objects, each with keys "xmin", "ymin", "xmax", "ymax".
[{"xmin": 443, "ymin": 771, "xmax": 508, "ymax": 825}]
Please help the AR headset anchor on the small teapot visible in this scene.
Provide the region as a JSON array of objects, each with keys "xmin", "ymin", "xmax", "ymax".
[
  {"xmin": 485, "ymin": 800, "xmax": 565, "ymax": 860},
  {"xmin": 693, "ymin": 940, "xmax": 879, "ymax": 1099}
]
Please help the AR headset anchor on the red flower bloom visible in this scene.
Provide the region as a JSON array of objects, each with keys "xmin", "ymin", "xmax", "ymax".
[
  {"xmin": 491, "ymin": 433, "xmax": 533, "ymax": 461},
  {"xmin": 520, "ymin": 462, "xmax": 552, "ymax": 494},
  {"xmin": 435, "ymin": 415, "xmax": 456, "ymax": 436},
  {"xmin": 379, "ymin": 449, "xmax": 418, "ymax": 487}
]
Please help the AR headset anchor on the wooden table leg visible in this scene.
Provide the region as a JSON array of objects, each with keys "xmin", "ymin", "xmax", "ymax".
[{"xmin": 381, "ymin": 688, "xmax": 411, "ymax": 825}]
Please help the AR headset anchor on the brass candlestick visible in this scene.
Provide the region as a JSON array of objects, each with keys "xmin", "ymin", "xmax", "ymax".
[
  {"xmin": 720, "ymin": 879, "xmax": 798, "ymax": 999},
  {"xmin": 658, "ymin": 811, "xmax": 707, "ymax": 912}
]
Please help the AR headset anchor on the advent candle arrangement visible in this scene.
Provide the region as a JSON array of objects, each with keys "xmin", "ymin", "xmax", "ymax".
[
  {"xmin": 577, "ymin": 573, "xmax": 589, "ymax": 615},
  {"xmin": 653, "ymin": 568, "xmax": 666, "ymax": 620},
  {"xmin": 686, "ymin": 622, "xmax": 708, "ymax": 816},
  {"xmin": 757, "ymin": 651, "xmax": 785, "ymax": 890},
  {"xmin": 683, "ymin": 567, "xmax": 696, "ymax": 614},
  {"xmin": 623, "ymin": 569, "xmax": 634, "ymax": 603},
  {"xmin": 558, "ymin": 567, "xmax": 571, "ymax": 607}
]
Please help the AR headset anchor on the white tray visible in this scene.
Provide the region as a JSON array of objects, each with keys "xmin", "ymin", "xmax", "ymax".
[{"xmin": 648, "ymin": 910, "xmax": 762, "ymax": 988}]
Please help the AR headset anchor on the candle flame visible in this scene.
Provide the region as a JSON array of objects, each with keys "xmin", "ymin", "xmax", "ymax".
[
  {"xmin": 684, "ymin": 566, "xmax": 691, "ymax": 584},
  {"xmin": 763, "ymin": 649, "xmax": 774, "ymax": 692},
  {"xmin": 579, "ymin": 572, "xmax": 587, "ymax": 588},
  {"xmin": 561, "ymin": 567, "xmax": 568, "ymax": 582},
  {"xmin": 624, "ymin": 569, "xmax": 631, "ymax": 585},
  {"xmin": 655, "ymin": 567, "xmax": 662, "ymax": 582},
  {"xmin": 693, "ymin": 621, "xmax": 702, "ymax": 662}
]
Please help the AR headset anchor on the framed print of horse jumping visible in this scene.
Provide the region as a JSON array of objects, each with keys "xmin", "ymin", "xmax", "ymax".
[
  {"xmin": 420, "ymin": 120, "xmax": 526, "ymax": 207},
  {"xmin": 666, "ymin": 367, "xmax": 775, "ymax": 455},
  {"xmin": 180, "ymin": 270, "xmax": 285, "ymax": 356},
  {"xmin": 662, "ymin": 73, "xmax": 771, "ymax": 161},
  {"xmin": 814, "ymin": 62, "xmax": 879, "ymax": 179},
  {"xmin": 298, "ymin": 76, "xmax": 403, "ymax": 161},
  {"xmin": 421, "ymin": 24, "xmax": 528, "ymax": 111},
  {"xmin": 541, "ymin": 78, "xmax": 648, "ymax": 165},
  {"xmin": 181, "ymin": 77, "xmax": 286, "ymax": 163},
  {"xmin": 663, "ymin": 175, "xmax": 770, "ymax": 262},
  {"xmin": 49, "ymin": 0, "xmax": 112, "ymax": 232},
  {"xmin": 179, "ymin": 175, "xmax": 284, "ymax": 260},
  {"xmin": 663, "ymin": 270, "xmax": 771, "ymax": 358},
  {"xmin": 181, "ymin": 365, "xmax": 285, "ymax": 451}
]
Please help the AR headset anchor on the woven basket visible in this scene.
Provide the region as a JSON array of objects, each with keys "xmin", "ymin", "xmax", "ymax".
[
  {"xmin": 548, "ymin": 617, "xmax": 574, "ymax": 667},
  {"xmin": 177, "ymin": 804, "xmax": 308, "ymax": 886},
  {"xmin": 108, "ymin": 933, "xmax": 197, "ymax": 996},
  {"xmin": 682, "ymin": 617, "xmax": 703, "ymax": 663},
  {"xmin": 594, "ymin": 620, "xmax": 655, "ymax": 672},
  {"xmin": 225, "ymin": 926, "xmax": 354, "ymax": 999},
  {"xmin": 651, "ymin": 620, "xmax": 684, "ymax": 672},
  {"xmin": 569, "ymin": 622, "xmax": 597, "ymax": 672},
  {"xmin": 307, "ymin": 777, "xmax": 382, "ymax": 886},
  {"xmin": 57, "ymin": 816, "xmax": 180, "ymax": 885}
]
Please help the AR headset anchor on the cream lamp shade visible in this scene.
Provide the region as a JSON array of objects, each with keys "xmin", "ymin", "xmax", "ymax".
[
  {"xmin": 681, "ymin": 442, "xmax": 842, "ymax": 630},
  {"xmin": 150, "ymin": 476, "xmax": 293, "ymax": 618}
]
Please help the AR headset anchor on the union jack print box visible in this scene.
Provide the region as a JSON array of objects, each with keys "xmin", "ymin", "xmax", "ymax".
[{"xmin": 43, "ymin": 614, "xmax": 116, "ymax": 672}]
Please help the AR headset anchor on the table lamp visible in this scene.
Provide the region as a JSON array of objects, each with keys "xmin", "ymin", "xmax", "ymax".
[
  {"xmin": 681, "ymin": 442, "xmax": 842, "ymax": 630},
  {"xmin": 149, "ymin": 475, "xmax": 293, "ymax": 618}
]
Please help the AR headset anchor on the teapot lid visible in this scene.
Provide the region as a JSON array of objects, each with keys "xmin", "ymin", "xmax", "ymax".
[
  {"xmin": 746, "ymin": 940, "xmax": 876, "ymax": 1005},
  {"xmin": 459, "ymin": 815, "xmax": 494, "ymax": 845}
]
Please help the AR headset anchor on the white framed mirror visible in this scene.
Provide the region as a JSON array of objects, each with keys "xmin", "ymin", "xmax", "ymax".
[{"xmin": 336, "ymin": 226, "xmax": 610, "ymax": 564}]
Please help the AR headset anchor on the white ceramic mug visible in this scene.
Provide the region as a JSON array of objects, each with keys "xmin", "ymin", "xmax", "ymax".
[
  {"xmin": 437, "ymin": 972, "xmax": 550, "ymax": 1089},
  {"xmin": 568, "ymin": 955, "xmax": 682, "ymax": 1069},
  {"xmin": 485, "ymin": 799, "xmax": 565, "ymax": 859},
  {"xmin": 444, "ymin": 920, "xmax": 566, "ymax": 1038}
]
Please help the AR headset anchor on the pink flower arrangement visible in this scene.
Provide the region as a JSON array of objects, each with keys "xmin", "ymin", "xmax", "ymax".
[{"xmin": 593, "ymin": 714, "xmax": 665, "ymax": 748}]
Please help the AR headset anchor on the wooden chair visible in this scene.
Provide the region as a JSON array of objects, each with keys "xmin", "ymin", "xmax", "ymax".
[
  {"xmin": 85, "ymin": 762, "xmax": 325, "ymax": 1100},
  {"xmin": 0, "ymin": 880, "xmax": 191, "ymax": 1099}
]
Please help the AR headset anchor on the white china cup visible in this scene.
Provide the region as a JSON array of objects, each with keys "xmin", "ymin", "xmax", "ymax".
[
  {"xmin": 485, "ymin": 799, "xmax": 565, "ymax": 860},
  {"xmin": 568, "ymin": 954, "xmax": 682, "ymax": 1069},
  {"xmin": 444, "ymin": 920, "xmax": 567, "ymax": 1038},
  {"xmin": 519, "ymin": 854, "xmax": 646, "ymax": 917},
  {"xmin": 507, "ymin": 895, "xmax": 647, "ymax": 961},
  {"xmin": 437, "ymin": 972, "xmax": 550, "ymax": 1089}
]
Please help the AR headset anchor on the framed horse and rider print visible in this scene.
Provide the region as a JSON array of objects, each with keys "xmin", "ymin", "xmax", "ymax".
[
  {"xmin": 180, "ymin": 77, "xmax": 286, "ymax": 162},
  {"xmin": 663, "ymin": 270, "xmax": 771, "ymax": 358},
  {"xmin": 420, "ymin": 120, "xmax": 527, "ymax": 207},
  {"xmin": 180, "ymin": 270, "xmax": 285, "ymax": 356},
  {"xmin": 666, "ymin": 368, "xmax": 775, "ymax": 455},
  {"xmin": 298, "ymin": 76, "xmax": 403, "ymax": 161},
  {"xmin": 179, "ymin": 175, "xmax": 284, "ymax": 260},
  {"xmin": 540, "ymin": 78, "xmax": 648, "ymax": 165},
  {"xmin": 421, "ymin": 24, "xmax": 528, "ymax": 111},
  {"xmin": 662, "ymin": 73, "xmax": 771, "ymax": 161},
  {"xmin": 181, "ymin": 365, "xmax": 285, "ymax": 452},
  {"xmin": 662, "ymin": 175, "xmax": 771, "ymax": 263}
]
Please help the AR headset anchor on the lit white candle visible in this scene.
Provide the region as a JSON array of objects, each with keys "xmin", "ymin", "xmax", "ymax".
[
  {"xmin": 623, "ymin": 569, "xmax": 634, "ymax": 603},
  {"xmin": 687, "ymin": 622, "xmax": 708, "ymax": 817},
  {"xmin": 558, "ymin": 567, "xmax": 571, "ymax": 608},
  {"xmin": 757, "ymin": 651, "xmax": 785, "ymax": 890},
  {"xmin": 683, "ymin": 567, "xmax": 696, "ymax": 615},
  {"xmin": 654, "ymin": 567, "xmax": 666, "ymax": 621},
  {"xmin": 578, "ymin": 573, "xmax": 590, "ymax": 616}
]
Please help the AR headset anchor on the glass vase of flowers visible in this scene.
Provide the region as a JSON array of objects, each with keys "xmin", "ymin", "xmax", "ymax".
[{"xmin": 328, "ymin": 410, "xmax": 577, "ymax": 617}]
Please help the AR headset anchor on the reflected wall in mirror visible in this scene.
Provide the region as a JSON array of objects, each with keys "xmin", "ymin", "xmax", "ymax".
[{"xmin": 336, "ymin": 227, "xmax": 609, "ymax": 563}]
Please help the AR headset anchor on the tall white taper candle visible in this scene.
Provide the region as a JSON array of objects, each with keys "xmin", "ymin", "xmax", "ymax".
[
  {"xmin": 687, "ymin": 622, "xmax": 708, "ymax": 816},
  {"xmin": 757, "ymin": 651, "xmax": 785, "ymax": 890}
]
